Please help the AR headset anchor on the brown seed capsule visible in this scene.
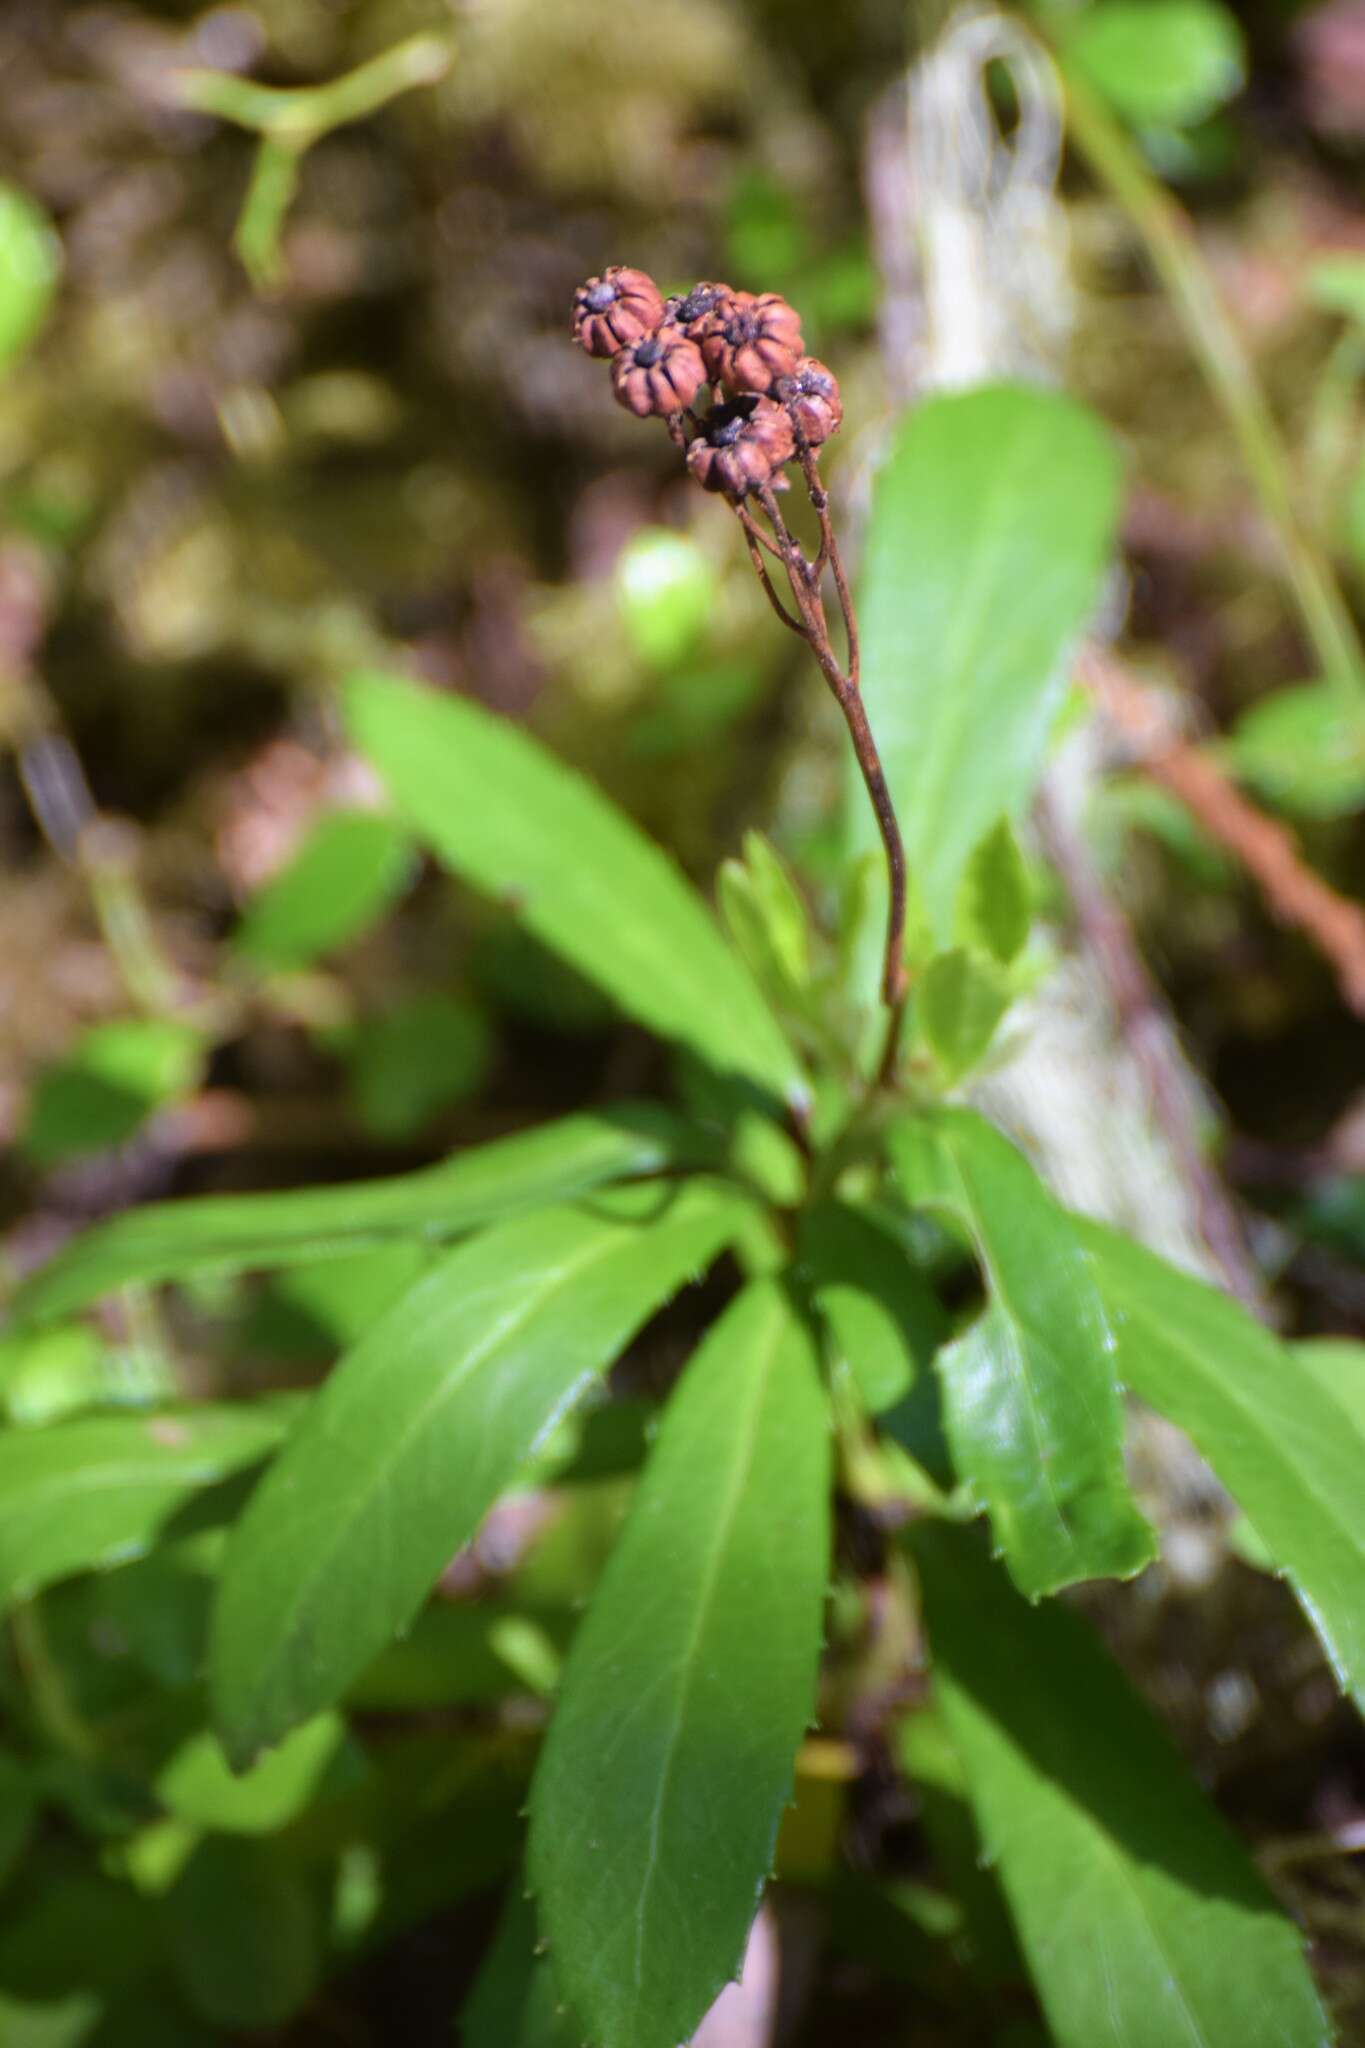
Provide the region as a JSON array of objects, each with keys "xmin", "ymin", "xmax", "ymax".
[
  {"xmin": 775, "ymin": 356, "xmax": 843, "ymax": 446},
  {"xmin": 611, "ymin": 326, "xmax": 707, "ymax": 417},
  {"xmin": 686, "ymin": 395, "xmax": 795, "ymax": 498},
  {"xmin": 701, "ymin": 291, "xmax": 803, "ymax": 395},
  {"xmin": 664, "ymin": 280, "xmax": 737, "ymax": 342},
  {"xmin": 571, "ymin": 267, "xmax": 665, "ymax": 358}
]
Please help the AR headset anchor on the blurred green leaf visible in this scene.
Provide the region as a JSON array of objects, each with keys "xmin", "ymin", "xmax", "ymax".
[
  {"xmin": 165, "ymin": 1836, "xmax": 322, "ymax": 2031},
  {"xmin": 915, "ymin": 948, "xmax": 1012, "ymax": 1083},
  {"xmin": 852, "ymin": 386, "xmax": 1120, "ymax": 965},
  {"xmin": 0, "ymin": 183, "xmax": 60, "ymax": 369},
  {"xmin": 0, "ymin": 1405, "xmax": 290, "ymax": 1608},
  {"xmin": 614, "ymin": 528, "xmax": 713, "ymax": 668},
  {"xmin": 740, "ymin": 831, "xmax": 812, "ymax": 987},
  {"xmin": 1064, "ymin": 0, "xmax": 1246, "ymax": 130},
  {"xmin": 346, "ymin": 671, "xmax": 806, "ymax": 1109},
  {"xmin": 155, "ymin": 1713, "xmax": 348, "ymax": 1834},
  {"xmin": 344, "ymin": 990, "xmax": 491, "ymax": 1138},
  {"xmin": 890, "ymin": 1111, "xmax": 1155, "ymax": 1596},
  {"xmin": 529, "ymin": 1281, "xmax": 829, "ymax": 2048},
  {"xmin": 22, "ymin": 1020, "xmax": 204, "ymax": 1168},
  {"xmin": 726, "ymin": 168, "xmax": 808, "ymax": 283},
  {"xmin": 254, "ymin": 1240, "xmax": 430, "ymax": 1354},
  {"xmin": 0, "ymin": 1323, "xmax": 164, "ymax": 1428},
  {"xmin": 1081, "ymin": 1219, "xmax": 1365, "ymax": 1708},
  {"xmin": 234, "ymin": 808, "xmax": 416, "ymax": 972},
  {"xmin": 800, "ymin": 1200, "xmax": 948, "ymax": 1416},
  {"xmin": 955, "ymin": 819, "xmax": 1032, "ymax": 965},
  {"xmin": 211, "ymin": 1178, "xmax": 752, "ymax": 1764},
  {"xmin": 912, "ymin": 1524, "xmax": 1330, "ymax": 2048},
  {"xmin": 1306, "ymin": 254, "xmax": 1365, "ymax": 326},
  {"xmin": 16, "ymin": 1104, "xmax": 704, "ymax": 1322},
  {"xmin": 464, "ymin": 1887, "xmax": 580, "ymax": 2048},
  {"xmin": 1223, "ymin": 680, "xmax": 1365, "ymax": 817},
  {"xmin": 628, "ymin": 660, "xmax": 762, "ymax": 759},
  {"xmin": 0, "ymin": 1752, "xmax": 37, "ymax": 1892}
]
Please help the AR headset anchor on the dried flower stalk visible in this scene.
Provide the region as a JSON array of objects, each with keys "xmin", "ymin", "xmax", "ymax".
[{"xmin": 571, "ymin": 268, "xmax": 909, "ymax": 1084}]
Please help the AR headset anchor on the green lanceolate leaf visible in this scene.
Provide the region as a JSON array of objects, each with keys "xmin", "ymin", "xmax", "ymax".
[
  {"xmin": 211, "ymin": 1178, "xmax": 752, "ymax": 1764},
  {"xmin": 0, "ymin": 1405, "xmax": 290, "ymax": 1607},
  {"xmin": 528, "ymin": 1281, "xmax": 830, "ymax": 2048},
  {"xmin": 233, "ymin": 808, "xmax": 416, "ymax": 971},
  {"xmin": 911, "ymin": 1524, "xmax": 1331, "ymax": 2048},
  {"xmin": 463, "ymin": 1888, "xmax": 581, "ymax": 2048},
  {"xmin": 15, "ymin": 1104, "xmax": 701, "ymax": 1323},
  {"xmin": 890, "ymin": 1110, "xmax": 1155, "ymax": 1596},
  {"xmin": 1294, "ymin": 1338, "xmax": 1365, "ymax": 1438},
  {"xmin": 345, "ymin": 671, "xmax": 805, "ymax": 1109},
  {"xmin": 799, "ymin": 1200, "xmax": 948, "ymax": 1415},
  {"xmin": 1079, "ymin": 1220, "xmax": 1365, "ymax": 1710},
  {"xmin": 851, "ymin": 386, "xmax": 1120, "ymax": 965}
]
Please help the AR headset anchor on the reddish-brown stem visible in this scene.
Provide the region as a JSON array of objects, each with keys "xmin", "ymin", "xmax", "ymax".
[
  {"xmin": 738, "ymin": 507, "xmax": 809, "ymax": 637},
  {"xmin": 801, "ymin": 448, "xmax": 860, "ymax": 686},
  {"xmin": 750, "ymin": 480, "xmax": 909, "ymax": 1068}
]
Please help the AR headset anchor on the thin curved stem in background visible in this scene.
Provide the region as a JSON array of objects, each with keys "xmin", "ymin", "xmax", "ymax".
[{"xmin": 1061, "ymin": 67, "xmax": 1365, "ymax": 725}]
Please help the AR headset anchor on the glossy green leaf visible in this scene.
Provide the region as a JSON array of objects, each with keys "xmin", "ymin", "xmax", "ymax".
[
  {"xmin": 911, "ymin": 1524, "xmax": 1331, "ymax": 2048},
  {"xmin": 955, "ymin": 818, "xmax": 1032, "ymax": 965},
  {"xmin": 345, "ymin": 670, "xmax": 805, "ymax": 1107},
  {"xmin": 1065, "ymin": 0, "xmax": 1246, "ymax": 131},
  {"xmin": 1079, "ymin": 1219, "xmax": 1365, "ymax": 1708},
  {"xmin": 22, "ymin": 1019, "xmax": 204, "ymax": 1167},
  {"xmin": 915, "ymin": 948, "xmax": 1011, "ymax": 1082},
  {"xmin": 211, "ymin": 1178, "xmax": 751, "ymax": 1763},
  {"xmin": 1224, "ymin": 680, "xmax": 1365, "ymax": 818},
  {"xmin": 166, "ymin": 1837, "xmax": 321, "ymax": 2032},
  {"xmin": 255, "ymin": 1240, "xmax": 430, "ymax": 1354},
  {"xmin": 16, "ymin": 1104, "xmax": 701, "ymax": 1322},
  {"xmin": 890, "ymin": 1110, "xmax": 1155, "ymax": 1596},
  {"xmin": 851, "ymin": 386, "xmax": 1120, "ymax": 963},
  {"xmin": 0, "ymin": 183, "xmax": 60, "ymax": 369},
  {"xmin": 799, "ymin": 1200, "xmax": 948, "ymax": 1415},
  {"xmin": 154, "ymin": 1712, "xmax": 347, "ymax": 1833},
  {"xmin": 463, "ymin": 1888, "xmax": 580, "ymax": 2048},
  {"xmin": 343, "ymin": 990, "xmax": 490, "ymax": 1138},
  {"xmin": 0, "ymin": 1406, "xmax": 289, "ymax": 1608},
  {"xmin": 1294, "ymin": 1338, "xmax": 1365, "ymax": 1437},
  {"xmin": 233, "ymin": 808, "xmax": 416, "ymax": 971},
  {"xmin": 529, "ymin": 1280, "xmax": 830, "ymax": 2048}
]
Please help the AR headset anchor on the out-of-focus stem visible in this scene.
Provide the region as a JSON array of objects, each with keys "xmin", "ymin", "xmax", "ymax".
[
  {"xmin": 175, "ymin": 33, "xmax": 452, "ymax": 141},
  {"xmin": 1062, "ymin": 67, "xmax": 1365, "ymax": 722}
]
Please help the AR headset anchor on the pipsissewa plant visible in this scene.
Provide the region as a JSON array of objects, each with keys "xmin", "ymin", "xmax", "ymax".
[{"xmin": 4, "ymin": 275, "xmax": 1361, "ymax": 2046}]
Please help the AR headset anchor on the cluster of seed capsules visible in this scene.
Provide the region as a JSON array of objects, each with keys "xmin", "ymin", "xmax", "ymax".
[{"xmin": 570, "ymin": 266, "xmax": 842, "ymax": 499}]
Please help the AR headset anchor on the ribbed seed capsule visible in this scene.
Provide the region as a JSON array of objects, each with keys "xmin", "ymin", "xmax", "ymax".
[
  {"xmin": 775, "ymin": 356, "xmax": 843, "ymax": 446},
  {"xmin": 571, "ymin": 266, "xmax": 665, "ymax": 358},
  {"xmin": 686, "ymin": 396, "xmax": 795, "ymax": 498},
  {"xmin": 611, "ymin": 327, "xmax": 708, "ymax": 417},
  {"xmin": 701, "ymin": 291, "xmax": 803, "ymax": 395}
]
